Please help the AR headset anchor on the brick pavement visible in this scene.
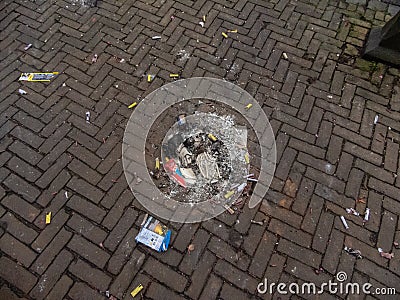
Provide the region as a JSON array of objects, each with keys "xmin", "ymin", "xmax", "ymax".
[{"xmin": 1, "ymin": 0, "xmax": 400, "ymax": 299}]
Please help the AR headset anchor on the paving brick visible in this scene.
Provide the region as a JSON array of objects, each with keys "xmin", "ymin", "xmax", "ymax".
[
  {"xmin": 67, "ymin": 234, "xmax": 110, "ymax": 268},
  {"xmin": 0, "ymin": 212, "xmax": 38, "ymax": 244},
  {"xmin": 144, "ymin": 257, "xmax": 188, "ymax": 293},
  {"xmin": 0, "ymin": 256, "xmax": 37, "ymax": 294},
  {"xmin": 199, "ymin": 273, "xmax": 223, "ymax": 300},
  {"xmin": 69, "ymin": 258, "xmax": 112, "ymax": 291},
  {"xmin": 2, "ymin": 194, "xmax": 40, "ymax": 223},
  {"xmin": 277, "ymin": 238, "xmax": 321, "ymax": 269},
  {"xmin": 3, "ymin": 173, "xmax": 40, "ymax": 203},
  {"xmin": 67, "ymin": 213, "xmax": 107, "ymax": 244},
  {"xmin": 68, "ymin": 282, "xmax": 104, "ymax": 300},
  {"xmin": 45, "ymin": 275, "xmax": 73, "ymax": 300},
  {"xmin": 30, "ymin": 250, "xmax": 73, "ymax": 300}
]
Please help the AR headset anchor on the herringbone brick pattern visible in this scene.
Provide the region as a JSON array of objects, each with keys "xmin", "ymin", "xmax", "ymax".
[{"xmin": 0, "ymin": 0, "xmax": 399, "ymax": 299}]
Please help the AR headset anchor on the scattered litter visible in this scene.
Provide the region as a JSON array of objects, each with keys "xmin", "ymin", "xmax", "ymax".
[
  {"xmin": 202, "ymin": 15, "xmax": 206, "ymax": 22},
  {"xmin": 346, "ymin": 208, "xmax": 360, "ymax": 216},
  {"xmin": 140, "ymin": 213, "xmax": 149, "ymax": 226},
  {"xmin": 222, "ymin": 32, "xmax": 228, "ymax": 38},
  {"xmin": 247, "ymin": 177, "xmax": 258, "ymax": 182},
  {"xmin": 363, "ymin": 208, "xmax": 370, "ymax": 222},
  {"xmin": 91, "ymin": 54, "xmax": 98, "ymax": 63},
  {"xmin": 356, "ymin": 197, "xmax": 366, "ymax": 204},
  {"xmin": 135, "ymin": 215, "xmax": 171, "ymax": 252},
  {"xmin": 18, "ymin": 89, "xmax": 27, "ymax": 95},
  {"xmin": 207, "ymin": 133, "xmax": 217, "ymax": 142},
  {"xmin": 62, "ymin": 83, "xmax": 66, "ymax": 87},
  {"xmin": 250, "ymin": 220, "xmax": 264, "ymax": 225},
  {"xmin": 119, "ymin": 58, "xmax": 125, "ymax": 63},
  {"xmin": 237, "ymin": 182, "xmax": 247, "ymax": 192},
  {"xmin": 244, "ymin": 153, "xmax": 250, "ymax": 164},
  {"xmin": 105, "ymin": 291, "xmax": 110, "ymax": 297},
  {"xmin": 344, "ymin": 246, "xmax": 362, "ymax": 259},
  {"xmin": 65, "ymin": 191, "xmax": 68, "ymax": 199},
  {"xmin": 170, "ymin": 73, "xmax": 179, "ymax": 78},
  {"xmin": 378, "ymin": 248, "xmax": 394, "ymax": 259},
  {"xmin": 187, "ymin": 244, "xmax": 195, "ymax": 253},
  {"xmin": 147, "ymin": 74, "xmax": 154, "ymax": 82},
  {"xmin": 314, "ymin": 267, "xmax": 324, "ymax": 274},
  {"xmin": 164, "ymin": 158, "xmax": 186, "ymax": 187},
  {"xmin": 394, "ymin": 242, "xmax": 399, "ymax": 249},
  {"xmin": 228, "ymin": 29, "xmax": 238, "ymax": 33},
  {"xmin": 85, "ymin": 112, "xmax": 90, "ymax": 123},
  {"xmin": 19, "ymin": 72, "xmax": 59, "ymax": 82},
  {"xmin": 24, "ymin": 44, "xmax": 32, "ymax": 51},
  {"xmin": 374, "ymin": 115, "xmax": 379, "ymax": 124},
  {"xmin": 244, "ymin": 174, "xmax": 254, "ymax": 178},
  {"xmin": 130, "ymin": 284, "xmax": 143, "ymax": 298},
  {"xmin": 177, "ymin": 114, "xmax": 186, "ymax": 125},
  {"xmin": 155, "ymin": 157, "xmax": 160, "ymax": 170},
  {"xmin": 245, "ymin": 103, "xmax": 253, "ymax": 109},
  {"xmin": 128, "ymin": 102, "xmax": 138, "ymax": 109},
  {"xmin": 99, "ymin": 242, "xmax": 104, "ymax": 249},
  {"xmin": 283, "ymin": 52, "xmax": 288, "ymax": 59},
  {"xmin": 199, "ymin": 21, "xmax": 204, "ymax": 27},
  {"xmin": 327, "ymin": 95, "xmax": 333, "ymax": 99},
  {"xmin": 223, "ymin": 204, "xmax": 235, "ymax": 214},
  {"xmin": 45, "ymin": 212, "xmax": 51, "ymax": 224},
  {"xmin": 224, "ymin": 190, "xmax": 235, "ymax": 199},
  {"xmin": 152, "ymin": 36, "xmax": 161, "ymax": 40},
  {"xmin": 340, "ymin": 215, "xmax": 349, "ymax": 229}
]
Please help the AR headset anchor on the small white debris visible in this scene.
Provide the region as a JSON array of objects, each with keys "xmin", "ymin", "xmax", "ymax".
[
  {"xmin": 24, "ymin": 44, "xmax": 32, "ymax": 51},
  {"xmin": 85, "ymin": 112, "xmax": 90, "ymax": 123},
  {"xmin": 346, "ymin": 208, "xmax": 360, "ymax": 216},
  {"xmin": 199, "ymin": 21, "xmax": 205, "ymax": 27},
  {"xmin": 364, "ymin": 208, "xmax": 370, "ymax": 222},
  {"xmin": 152, "ymin": 36, "xmax": 161, "ymax": 40},
  {"xmin": 62, "ymin": 83, "xmax": 66, "ymax": 87},
  {"xmin": 18, "ymin": 89, "xmax": 27, "ymax": 95},
  {"xmin": 65, "ymin": 191, "xmax": 68, "ymax": 199},
  {"xmin": 91, "ymin": 54, "xmax": 98, "ymax": 63},
  {"xmin": 327, "ymin": 95, "xmax": 333, "ymax": 99},
  {"xmin": 374, "ymin": 115, "xmax": 379, "ymax": 124},
  {"xmin": 340, "ymin": 215, "xmax": 349, "ymax": 229},
  {"xmin": 283, "ymin": 52, "xmax": 288, "ymax": 59}
]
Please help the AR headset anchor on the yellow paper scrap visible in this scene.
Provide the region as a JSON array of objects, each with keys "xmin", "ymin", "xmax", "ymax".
[
  {"xmin": 244, "ymin": 153, "xmax": 250, "ymax": 164},
  {"xmin": 222, "ymin": 32, "xmax": 228, "ymax": 38},
  {"xmin": 170, "ymin": 74, "xmax": 179, "ymax": 78},
  {"xmin": 128, "ymin": 102, "xmax": 138, "ymax": 109},
  {"xmin": 130, "ymin": 284, "xmax": 143, "ymax": 298},
  {"xmin": 245, "ymin": 103, "xmax": 253, "ymax": 109},
  {"xmin": 224, "ymin": 190, "xmax": 235, "ymax": 199},
  {"xmin": 155, "ymin": 157, "xmax": 160, "ymax": 170},
  {"xmin": 208, "ymin": 133, "xmax": 217, "ymax": 142},
  {"xmin": 45, "ymin": 212, "xmax": 52, "ymax": 224},
  {"xmin": 147, "ymin": 74, "xmax": 154, "ymax": 82},
  {"xmin": 203, "ymin": 15, "xmax": 206, "ymax": 22},
  {"xmin": 228, "ymin": 29, "xmax": 238, "ymax": 33}
]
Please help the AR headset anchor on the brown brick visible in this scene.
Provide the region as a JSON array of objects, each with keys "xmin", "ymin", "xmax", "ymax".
[
  {"xmin": 0, "ymin": 256, "xmax": 37, "ymax": 293},
  {"xmin": 144, "ymin": 257, "xmax": 188, "ymax": 293},
  {"xmin": 179, "ymin": 228, "xmax": 210, "ymax": 275},
  {"xmin": 0, "ymin": 233, "xmax": 37, "ymax": 267},
  {"xmin": 199, "ymin": 273, "xmax": 223, "ymax": 300},
  {"xmin": 30, "ymin": 250, "xmax": 73, "ymax": 300},
  {"xmin": 69, "ymin": 259, "xmax": 112, "ymax": 291},
  {"xmin": 67, "ymin": 213, "xmax": 107, "ymax": 244},
  {"xmin": 109, "ymin": 249, "xmax": 146, "ymax": 298},
  {"xmin": 214, "ymin": 259, "xmax": 258, "ymax": 293},
  {"xmin": 66, "ymin": 195, "xmax": 106, "ymax": 223},
  {"xmin": 68, "ymin": 282, "xmax": 103, "ymax": 300},
  {"xmin": 1, "ymin": 211, "xmax": 38, "ymax": 244},
  {"xmin": 322, "ymin": 229, "xmax": 344, "ymax": 273},
  {"xmin": 249, "ymin": 231, "xmax": 277, "ymax": 278},
  {"xmin": 2, "ymin": 194, "xmax": 40, "ymax": 222},
  {"xmin": 68, "ymin": 234, "xmax": 110, "ymax": 268},
  {"xmin": 277, "ymin": 238, "xmax": 321, "ymax": 269},
  {"xmin": 46, "ymin": 275, "xmax": 73, "ymax": 300}
]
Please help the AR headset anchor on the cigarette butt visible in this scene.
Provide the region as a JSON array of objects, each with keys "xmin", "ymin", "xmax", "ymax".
[
  {"xmin": 170, "ymin": 74, "xmax": 179, "ymax": 78},
  {"xmin": 128, "ymin": 102, "xmax": 138, "ymax": 109},
  {"xmin": 224, "ymin": 190, "xmax": 235, "ymax": 199},
  {"xmin": 283, "ymin": 52, "xmax": 288, "ymax": 59},
  {"xmin": 340, "ymin": 215, "xmax": 349, "ymax": 229},
  {"xmin": 245, "ymin": 103, "xmax": 253, "ymax": 109},
  {"xmin": 203, "ymin": 15, "xmax": 206, "ymax": 22},
  {"xmin": 228, "ymin": 29, "xmax": 238, "ymax": 33},
  {"xmin": 223, "ymin": 204, "xmax": 235, "ymax": 214},
  {"xmin": 152, "ymin": 36, "xmax": 161, "ymax": 40},
  {"xmin": 147, "ymin": 74, "xmax": 153, "ymax": 82},
  {"xmin": 244, "ymin": 153, "xmax": 250, "ymax": 164},
  {"xmin": 222, "ymin": 32, "xmax": 228, "ymax": 38},
  {"xmin": 155, "ymin": 157, "xmax": 160, "ymax": 170},
  {"xmin": 364, "ymin": 208, "xmax": 370, "ymax": 222},
  {"xmin": 208, "ymin": 133, "xmax": 217, "ymax": 142},
  {"xmin": 45, "ymin": 212, "xmax": 52, "ymax": 224},
  {"xmin": 130, "ymin": 284, "xmax": 143, "ymax": 298}
]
